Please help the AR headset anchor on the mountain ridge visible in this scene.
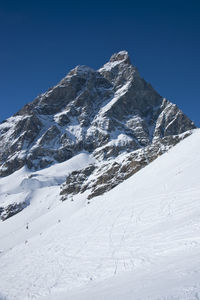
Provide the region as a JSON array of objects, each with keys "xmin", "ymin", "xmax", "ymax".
[
  {"xmin": 0, "ymin": 51, "xmax": 196, "ymax": 219},
  {"xmin": 0, "ymin": 51, "xmax": 195, "ymax": 178}
]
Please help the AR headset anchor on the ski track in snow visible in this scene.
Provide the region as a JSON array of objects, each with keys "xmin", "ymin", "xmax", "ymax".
[{"xmin": 0, "ymin": 130, "xmax": 200, "ymax": 300}]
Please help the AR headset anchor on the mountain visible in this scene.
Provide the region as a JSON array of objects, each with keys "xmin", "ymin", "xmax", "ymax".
[
  {"xmin": 0, "ymin": 51, "xmax": 195, "ymax": 219},
  {"xmin": 0, "ymin": 127, "xmax": 199, "ymax": 300},
  {"xmin": 0, "ymin": 51, "xmax": 199, "ymax": 300},
  {"xmin": 0, "ymin": 51, "xmax": 195, "ymax": 176}
]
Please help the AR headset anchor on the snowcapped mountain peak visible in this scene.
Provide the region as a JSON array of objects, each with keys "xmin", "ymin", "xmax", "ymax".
[
  {"xmin": 67, "ymin": 65, "xmax": 96, "ymax": 77},
  {"xmin": 98, "ymin": 50, "xmax": 131, "ymax": 73},
  {"xmin": 0, "ymin": 52, "xmax": 195, "ymax": 181},
  {"xmin": 109, "ymin": 50, "xmax": 131, "ymax": 64},
  {"xmin": 98, "ymin": 50, "xmax": 138, "ymax": 88}
]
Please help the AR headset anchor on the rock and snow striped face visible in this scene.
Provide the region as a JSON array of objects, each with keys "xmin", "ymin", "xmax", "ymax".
[{"xmin": 0, "ymin": 51, "xmax": 195, "ymax": 178}]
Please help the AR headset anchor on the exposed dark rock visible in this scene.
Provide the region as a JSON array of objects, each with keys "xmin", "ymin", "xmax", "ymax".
[
  {"xmin": 0, "ymin": 50, "xmax": 196, "ymax": 179},
  {"xmin": 0, "ymin": 201, "xmax": 28, "ymax": 221},
  {"xmin": 60, "ymin": 165, "xmax": 95, "ymax": 200},
  {"xmin": 60, "ymin": 131, "xmax": 191, "ymax": 201}
]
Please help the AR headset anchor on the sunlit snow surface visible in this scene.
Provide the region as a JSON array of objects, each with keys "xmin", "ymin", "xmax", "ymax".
[{"xmin": 0, "ymin": 130, "xmax": 200, "ymax": 300}]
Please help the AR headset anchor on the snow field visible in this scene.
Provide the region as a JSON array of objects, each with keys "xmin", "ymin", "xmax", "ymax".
[{"xmin": 0, "ymin": 130, "xmax": 200, "ymax": 300}]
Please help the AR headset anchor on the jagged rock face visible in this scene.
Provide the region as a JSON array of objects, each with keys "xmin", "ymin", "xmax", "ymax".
[
  {"xmin": 0, "ymin": 51, "xmax": 195, "ymax": 177},
  {"xmin": 60, "ymin": 131, "xmax": 192, "ymax": 201},
  {"xmin": 0, "ymin": 201, "xmax": 28, "ymax": 221}
]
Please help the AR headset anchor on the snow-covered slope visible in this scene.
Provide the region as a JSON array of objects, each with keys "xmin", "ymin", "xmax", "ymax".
[
  {"xmin": 0, "ymin": 129, "xmax": 200, "ymax": 300},
  {"xmin": 0, "ymin": 152, "xmax": 95, "ymax": 250}
]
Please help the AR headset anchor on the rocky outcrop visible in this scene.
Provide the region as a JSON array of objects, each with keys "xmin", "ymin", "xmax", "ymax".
[
  {"xmin": 0, "ymin": 51, "xmax": 196, "ymax": 178},
  {"xmin": 60, "ymin": 130, "xmax": 192, "ymax": 201},
  {"xmin": 0, "ymin": 201, "xmax": 28, "ymax": 221}
]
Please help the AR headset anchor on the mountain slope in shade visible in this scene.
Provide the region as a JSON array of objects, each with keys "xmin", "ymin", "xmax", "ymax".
[{"xmin": 0, "ymin": 129, "xmax": 199, "ymax": 300}]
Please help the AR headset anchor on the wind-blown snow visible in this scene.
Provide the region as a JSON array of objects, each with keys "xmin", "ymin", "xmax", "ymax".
[{"xmin": 0, "ymin": 130, "xmax": 200, "ymax": 300}]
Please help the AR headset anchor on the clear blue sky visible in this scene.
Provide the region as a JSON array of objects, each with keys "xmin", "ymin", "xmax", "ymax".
[{"xmin": 0, "ymin": 0, "xmax": 199, "ymax": 125}]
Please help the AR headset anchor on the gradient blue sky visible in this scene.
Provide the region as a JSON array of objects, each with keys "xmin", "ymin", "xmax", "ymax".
[{"xmin": 0, "ymin": 0, "xmax": 199, "ymax": 125}]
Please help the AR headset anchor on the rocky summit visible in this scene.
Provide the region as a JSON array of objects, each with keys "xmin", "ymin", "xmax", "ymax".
[{"xmin": 0, "ymin": 51, "xmax": 196, "ymax": 218}]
